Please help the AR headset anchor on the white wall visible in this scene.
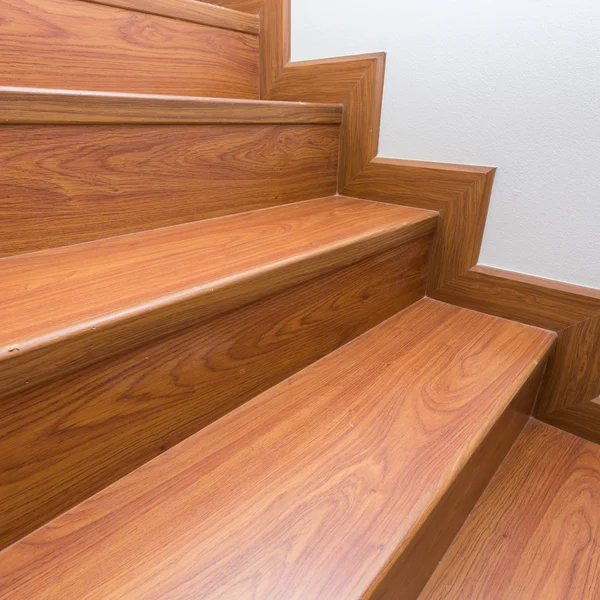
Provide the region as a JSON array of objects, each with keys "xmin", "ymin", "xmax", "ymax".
[{"xmin": 291, "ymin": 0, "xmax": 600, "ymax": 289}]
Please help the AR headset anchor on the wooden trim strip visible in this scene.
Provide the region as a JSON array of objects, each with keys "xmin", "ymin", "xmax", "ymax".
[
  {"xmin": 0, "ymin": 87, "xmax": 343, "ymax": 124},
  {"xmin": 200, "ymin": 0, "xmax": 263, "ymax": 14},
  {"xmin": 81, "ymin": 0, "xmax": 260, "ymax": 34}
]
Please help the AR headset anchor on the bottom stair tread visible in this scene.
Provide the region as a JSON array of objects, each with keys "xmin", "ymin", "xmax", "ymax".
[
  {"xmin": 421, "ymin": 419, "xmax": 600, "ymax": 600},
  {"xmin": 0, "ymin": 299, "xmax": 555, "ymax": 600}
]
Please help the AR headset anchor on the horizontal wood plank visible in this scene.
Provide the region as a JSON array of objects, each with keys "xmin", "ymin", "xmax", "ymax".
[
  {"xmin": 0, "ymin": 0, "xmax": 259, "ymax": 97},
  {"xmin": 421, "ymin": 420, "xmax": 600, "ymax": 599},
  {"xmin": 0, "ymin": 300, "xmax": 555, "ymax": 598},
  {"xmin": 82, "ymin": 0, "xmax": 260, "ymax": 33},
  {"xmin": 0, "ymin": 87, "xmax": 342, "ymax": 124},
  {"xmin": 0, "ymin": 197, "xmax": 438, "ymax": 401},
  {"xmin": 0, "ymin": 237, "xmax": 433, "ymax": 549},
  {"xmin": 0, "ymin": 123, "xmax": 340, "ymax": 256},
  {"xmin": 201, "ymin": 0, "xmax": 263, "ymax": 13}
]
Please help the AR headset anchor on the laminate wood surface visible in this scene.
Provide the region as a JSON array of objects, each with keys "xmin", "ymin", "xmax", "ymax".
[
  {"xmin": 0, "ymin": 0, "xmax": 259, "ymax": 97},
  {"xmin": 0, "ymin": 300, "xmax": 555, "ymax": 599},
  {"xmin": 0, "ymin": 197, "xmax": 437, "ymax": 401},
  {"xmin": 82, "ymin": 0, "xmax": 259, "ymax": 32},
  {"xmin": 432, "ymin": 266, "xmax": 600, "ymax": 427},
  {"xmin": 421, "ymin": 420, "xmax": 600, "ymax": 600},
  {"xmin": 0, "ymin": 87, "xmax": 343, "ymax": 124},
  {"xmin": 201, "ymin": 0, "xmax": 263, "ymax": 13},
  {"xmin": 0, "ymin": 236, "xmax": 433, "ymax": 550},
  {"xmin": 0, "ymin": 299, "xmax": 553, "ymax": 600},
  {"xmin": 344, "ymin": 158, "xmax": 495, "ymax": 292},
  {"xmin": 0, "ymin": 123, "xmax": 339, "ymax": 256}
]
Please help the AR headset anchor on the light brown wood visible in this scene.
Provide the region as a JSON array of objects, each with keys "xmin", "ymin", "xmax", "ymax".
[
  {"xmin": 201, "ymin": 0, "xmax": 263, "ymax": 13},
  {"xmin": 0, "ymin": 197, "xmax": 438, "ymax": 402},
  {"xmin": 0, "ymin": 236, "xmax": 433, "ymax": 550},
  {"xmin": 82, "ymin": 0, "xmax": 260, "ymax": 33},
  {"xmin": 0, "ymin": 123, "xmax": 339, "ymax": 256},
  {"xmin": 421, "ymin": 420, "xmax": 600, "ymax": 600},
  {"xmin": 0, "ymin": 0, "xmax": 259, "ymax": 97},
  {"xmin": 431, "ymin": 266, "xmax": 600, "ymax": 426},
  {"xmin": 0, "ymin": 87, "xmax": 342, "ymax": 124},
  {"xmin": 0, "ymin": 299, "xmax": 555, "ymax": 599},
  {"xmin": 344, "ymin": 158, "xmax": 495, "ymax": 292}
]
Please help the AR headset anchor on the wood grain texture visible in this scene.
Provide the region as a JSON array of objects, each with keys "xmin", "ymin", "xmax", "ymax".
[
  {"xmin": 0, "ymin": 300, "xmax": 555, "ymax": 599},
  {"xmin": 0, "ymin": 87, "xmax": 342, "ymax": 124},
  {"xmin": 82, "ymin": 0, "xmax": 260, "ymax": 33},
  {"xmin": 344, "ymin": 158, "xmax": 496, "ymax": 292},
  {"xmin": 0, "ymin": 123, "xmax": 339, "ymax": 256},
  {"xmin": 0, "ymin": 197, "xmax": 437, "ymax": 402},
  {"xmin": 0, "ymin": 236, "xmax": 432, "ymax": 550},
  {"xmin": 0, "ymin": 0, "xmax": 259, "ymax": 97},
  {"xmin": 432, "ymin": 266, "xmax": 600, "ymax": 428},
  {"xmin": 367, "ymin": 359, "xmax": 549, "ymax": 600},
  {"xmin": 421, "ymin": 420, "xmax": 600, "ymax": 600},
  {"xmin": 201, "ymin": 0, "xmax": 263, "ymax": 13}
]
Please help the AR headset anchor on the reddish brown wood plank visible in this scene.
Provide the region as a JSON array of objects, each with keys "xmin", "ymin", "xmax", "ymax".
[
  {"xmin": 0, "ymin": 197, "xmax": 437, "ymax": 402},
  {"xmin": 0, "ymin": 123, "xmax": 339, "ymax": 257},
  {"xmin": 0, "ymin": 0, "xmax": 259, "ymax": 97},
  {"xmin": 0, "ymin": 237, "xmax": 432, "ymax": 550},
  {"xmin": 421, "ymin": 420, "xmax": 600, "ymax": 600},
  {"xmin": 344, "ymin": 158, "xmax": 495, "ymax": 292},
  {"xmin": 0, "ymin": 300, "xmax": 555, "ymax": 599},
  {"xmin": 201, "ymin": 0, "xmax": 263, "ymax": 13},
  {"xmin": 82, "ymin": 0, "xmax": 260, "ymax": 32},
  {"xmin": 0, "ymin": 87, "xmax": 343, "ymax": 124}
]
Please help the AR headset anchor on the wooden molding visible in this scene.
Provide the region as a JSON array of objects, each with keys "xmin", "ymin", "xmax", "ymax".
[
  {"xmin": 0, "ymin": 87, "xmax": 342, "ymax": 124},
  {"xmin": 81, "ymin": 0, "xmax": 260, "ymax": 33},
  {"xmin": 200, "ymin": 0, "xmax": 263, "ymax": 14}
]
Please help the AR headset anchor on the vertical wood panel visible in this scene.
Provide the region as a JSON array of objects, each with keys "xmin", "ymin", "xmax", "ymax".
[
  {"xmin": 0, "ymin": 0, "xmax": 259, "ymax": 97},
  {"xmin": 0, "ymin": 124, "xmax": 339, "ymax": 256}
]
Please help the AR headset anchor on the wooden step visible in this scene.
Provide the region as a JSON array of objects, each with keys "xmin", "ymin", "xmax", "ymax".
[
  {"xmin": 0, "ymin": 299, "xmax": 556, "ymax": 599},
  {"xmin": 421, "ymin": 419, "xmax": 600, "ymax": 599},
  {"xmin": 0, "ymin": 196, "xmax": 436, "ymax": 401}
]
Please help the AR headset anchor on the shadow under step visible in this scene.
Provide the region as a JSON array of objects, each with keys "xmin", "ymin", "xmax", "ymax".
[
  {"xmin": 0, "ymin": 299, "xmax": 556, "ymax": 599},
  {"xmin": 421, "ymin": 419, "xmax": 600, "ymax": 600}
]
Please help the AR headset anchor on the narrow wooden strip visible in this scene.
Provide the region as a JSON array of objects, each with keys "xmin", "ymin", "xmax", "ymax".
[
  {"xmin": 201, "ymin": 0, "xmax": 263, "ymax": 13},
  {"xmin": 82, "ymin": 0, "xmax": 260, "ymax": 33},
  {"xmin": 0, "ymin": 87, "xmax": 343, "ymax": 124}
]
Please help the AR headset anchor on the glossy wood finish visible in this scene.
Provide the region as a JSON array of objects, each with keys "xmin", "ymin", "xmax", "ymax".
[
  {"xmin": 0, "ymin": 0, "xmax": 259, "ymax": 97},
  {"xmin": 0, "ymin": 87, "xmax": 342, "ymax": 124},
  {"xmin": 432, "ymin": 266, "xmax": 600, "ymax": 441},
  {"xmin": 83, "ymin": 0, "xmax": 260, "ymax": 32},
  {"xmin": 0, "ymin": 300, "xmax": 555, "ymax": 599},
  {"xmin": 421, "ymin": 420, "xmax": 600, "ymax": 600},
  {"xmin": 0, "ymin": 236, "xmax": 433, "ymax": 550},
  {"xmin": 0, "ymin": 197, "xmax": 437, "ymax": 402},
  {"xmin": 0, "ymin": 123, "xmax": 339, "ymax": 256},
  {"xmin": 345, "ymin": 158, "xmax": 495, "ymax": 292}
]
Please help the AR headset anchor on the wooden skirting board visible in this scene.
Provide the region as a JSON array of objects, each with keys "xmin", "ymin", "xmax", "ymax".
[{"xmin": 256, "ymin": 0, "xmax": 600, "ymax": 444}]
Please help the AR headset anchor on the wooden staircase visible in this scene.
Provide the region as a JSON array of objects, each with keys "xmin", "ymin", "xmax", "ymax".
[{"xmin": 0, "ymin": 1, "xmax": 597, "ymax": 598}]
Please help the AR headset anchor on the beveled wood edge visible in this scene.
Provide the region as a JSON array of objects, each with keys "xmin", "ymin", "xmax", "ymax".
[
  {"xmin": 81, "ymin": 0, "xmax": 260, "ymax": 34},
  {"xmin": 0, "ymin": 87, "xmax": 343, "ymax": 124},
  {"xmin": 0, "ymin": 211, "xmax": 437, "ymax": 402}
]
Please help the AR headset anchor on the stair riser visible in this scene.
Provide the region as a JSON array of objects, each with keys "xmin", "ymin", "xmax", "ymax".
[
  {"xmin": 0, "ymin": 237, "xmax": 432, "ymax": 550},
  {"xmin": 0, "ymin": 123, "xmax": 339, "ymax": 258},
  {"xmin": 0, "ymin": 0, "xmax": 259, "ymax": 97},
  {"xmin": 366, "ymin": 359, "xmax": 549, "ymax": 600}
]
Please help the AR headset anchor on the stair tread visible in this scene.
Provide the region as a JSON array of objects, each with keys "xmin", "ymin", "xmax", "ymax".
[
  {"xmin": 0, "ymin": 299, "xmax": 555, "ymax": 600},
  {"xmin": 0, "ymin": 196, "xmax": 437, "ymax": 398},
  {"xmin": 421, "ymin": 419, "xmax": 600, "ymax": 599},
  {"xmin": 0, "ymin": 86, "xmax": 343, "ymax": 124}
]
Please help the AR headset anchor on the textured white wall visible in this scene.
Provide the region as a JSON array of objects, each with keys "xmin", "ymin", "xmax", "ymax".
[{"xmin": 291, "ymin": 0, "xmax": 600, "ymax": 289}]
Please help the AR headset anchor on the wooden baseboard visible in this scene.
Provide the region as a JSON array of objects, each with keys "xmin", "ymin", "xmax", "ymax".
[{"xmin": 256, "ymin": 0, "xmax": 600, "ymax": 443}]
